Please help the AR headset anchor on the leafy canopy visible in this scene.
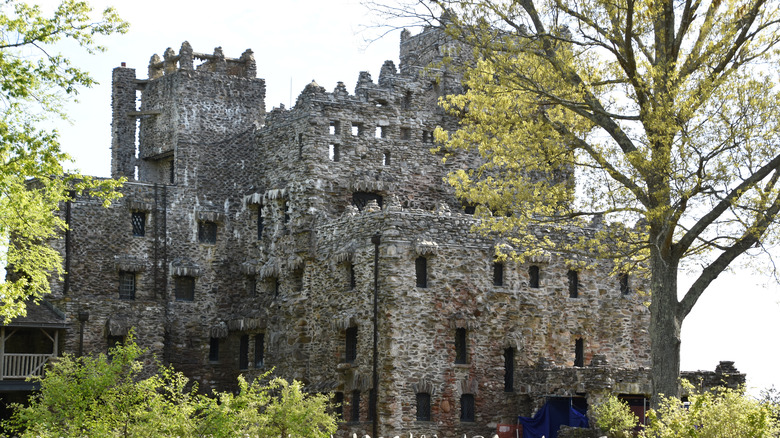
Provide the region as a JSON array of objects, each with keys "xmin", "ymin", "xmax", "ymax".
[
  {"xmin": 0, "ymin": 0, "xmax": 127, "ymax": 320},
  {"xmin": 6, "ymin": 335, "xmax": 339, "ymax": 438}
]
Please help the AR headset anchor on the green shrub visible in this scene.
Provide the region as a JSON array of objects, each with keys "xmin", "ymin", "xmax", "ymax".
[{"xmin": 592, "ymin": 394, "xmax": 638, "ymax": 438}]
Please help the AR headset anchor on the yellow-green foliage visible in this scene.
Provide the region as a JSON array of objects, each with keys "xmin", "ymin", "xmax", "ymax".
[
  {"xmin": 592, "ymin": 395, "xmax": 638, "ymax": 438},
  {"xmin": 5, "ymin": 334, "xmax": 338, "ymax": 438},
  {"xmin": 0, "ymin": 0, "xmax": 127, "ymax": 321},
  {"xmin": 642, "ymin": 383, "xmax": 779, "ymax": 438}
]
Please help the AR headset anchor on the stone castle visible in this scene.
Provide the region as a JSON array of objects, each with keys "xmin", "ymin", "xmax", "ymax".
[{"xmin": 9, "ymin": 25, "xmax": 742, "ymax": 437}]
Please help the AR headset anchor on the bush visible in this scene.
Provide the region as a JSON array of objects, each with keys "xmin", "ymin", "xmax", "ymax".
[
  {"xmin": 4, "ymin": 335, "xmax": 337, "ymax": 438},
  {"xmin": 591, "ymin": 394, "xmax": 638, "ymax": 438},
  {"xmin": 641, "ymin": 382, "xmax": 778, "ymax": 438}
]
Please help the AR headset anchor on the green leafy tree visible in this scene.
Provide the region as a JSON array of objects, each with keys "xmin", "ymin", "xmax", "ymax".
[
  {"xmin": 0, "ymin": 0, "xmax": 127, "ymax": 320},
  {"xmin": 592, "ymin": 394, "xmax": 638, "ymax": 438},
  {"xmin": 642, "ymin": 382, "xmax": 779, "ymax": 437},
  {"xmin": 5, "ymin": 335, "xmax": 338, "ymax": 438},
  {"xmin": 374, "ymin": 0, "xmax": 780, "ymax": 401}
]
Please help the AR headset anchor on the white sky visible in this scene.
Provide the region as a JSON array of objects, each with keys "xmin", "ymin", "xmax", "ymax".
[{"xmin": 37, "ymin": 0, "xmax": 780, "ymax": 395}]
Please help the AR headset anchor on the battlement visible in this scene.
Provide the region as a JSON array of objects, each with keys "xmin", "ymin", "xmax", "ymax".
[{"xmin": 147, "ymin": 41, "xmax": 257, "ymax": 80}]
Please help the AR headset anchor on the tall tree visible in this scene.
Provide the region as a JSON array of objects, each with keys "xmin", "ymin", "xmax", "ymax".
[
  {"xmin": 0, "ymin": 0, "xmax": 127, "ymax": 320},
  {"xmin": 373, "ymin": 0, "xmax": 780, "ymax": 401}
]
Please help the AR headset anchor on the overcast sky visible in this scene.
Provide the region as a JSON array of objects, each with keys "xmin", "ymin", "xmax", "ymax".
[{"xmin": 38, "ymin": 0, "xmax": 780, "ymax": 395}]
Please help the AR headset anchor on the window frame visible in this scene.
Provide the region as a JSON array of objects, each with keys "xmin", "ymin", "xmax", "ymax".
[
  {"xmin": 131, "ymin": 211, "xmax": 146, "ymax": 237},
  {"xmin": 455, "ymin": 327, "xmax": 467, "ymax": 364},
  {"xmin": 345, "ymin": 326, "xmax": 358, "ymax": 363},
  {"xmin": 529, "ymin": 265, "xmax": 540, "ymax": 288},
  {"xmin": 568, "ymin": 270, "xmax": 579, "ymax": 298},
  {"xmin": 174, "ymin": 276, "xmax": 195, "ymax": 301},
  {"xmin": 416, "ymin": 392, "xmax": 431, "ymax": 421},
  {"xmin": 493, "ymin": 262, "xmax": 504, "ymax": 287},
  {"xmin": 254, "ymin": 333, "xmax": 265, "ymax": 368},
  {"xmin": 118, "ymin": 271, "xmax": 136, "ymax": 300},
  {"xmin": 198, "ymin": 221, "xmax": 217, "ymax": 244},
  {"xmin": 460, "ymin": 393, "xmax": 475, "ymax": 422},
  {"xmin": 415, "ymin": 256, "xmax": 428, "ymax": 288},
  {"xmin": 208, "ymin": 337, "xmax": 220, "ymax": 362}
]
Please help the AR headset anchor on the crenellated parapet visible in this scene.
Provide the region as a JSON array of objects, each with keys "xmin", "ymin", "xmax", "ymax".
[{"xmin": 147, "ymin": 42, "xmax": 257, "ymax": 80}]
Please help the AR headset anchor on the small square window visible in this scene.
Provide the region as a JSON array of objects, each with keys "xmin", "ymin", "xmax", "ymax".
[
  {"xmin": 351, "ymin": 122, "xmax": 363, "ymax": 136},
  {"xmin": 460, "ymin": 394, "xmax": 475, "ymax": 422},
  {"xmin": 118, "ymin": 271, "xmax": 136, "ymax": 300},
  {"xmin": 131, "ymin": 212, "xmax": 146, "ymax": 237},
  {"xmin": 198, "ymin": 221, "xmax": 217, "ymax": 244},
  {"xmin": 329, "ymin": 120, "xmax": 341, "ymax": 136},
  {"xmin": 422, "ymin": 130, "xmax": 434, "ymax": 143},
  {"xmin": 209, "ymin": 337, "xmax": 220, "ymax": 362},
  {"xmin": 400, "ymin": 127, "xmax": 411, "ymax": 140},
  {"xmin": 416, "ymin": 393, "xmax": 431, "ymax": 421},
  {"xmin": 175, "ymin": 276, "xmax": 195, "ymax": 301}
]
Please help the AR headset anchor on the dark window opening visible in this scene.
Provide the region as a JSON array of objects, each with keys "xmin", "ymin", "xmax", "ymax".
[
  {"xmin": 568, "ymin": 270, "xmax": 579, "ymax": 298},
  {"xmin": 402, "ymin": 91, "xmax": 412, "ymax": 109},
  {"xmin": 493, "ymin": 262, "xmax": 504, "ymax": 286},
  {"xmin": 329, "ymin": 143, "xmax": 340, "ymax": 162},
  {"xmin": 455, "ymin": 327, "xmax": 467, "ymax": 364},
  {"xmin": 463, "ymin": 204, "xmax": 476, "ymax": 215},
  {"xmin": 283, "ymin": 201, "xmax": 290, "ymax": 224},
  {"xmin": 460, "ymin": 394, "xmax": 475, "ymax": 422},
  {"xmin": 131, "ymin": 211, "xmax": 146, "ymax": 237},
  {"xmin": 504, "ymin": 347, "xmax": 515, "ymax": 392},
  {"xmin": 382, "ymin": 152, "xmax": 390, "ymax": 166},
  {"xmin": 257, "ymin": 206, "xmax": 264, "ymax": 240},
  {"xmin": 174, "ymin": 276, "xmax": 195, "ymax": 301},
  {"xmin": 422, "ymin": 130, "xmax": 434, "ymax": 143},
  {"xmin": 271, "ymin": 277, "xmax": 279, "ymax": 298},
  {"xmin": 247, "ymin": 275, "xmax": 256, "ymax": 296},
  {"xmin": 619, "ymin": 273, "xmax": 630, "ymax": 295},
  {"xmin": 239, "ymin": 334, "xmax": 249, "ymax": 370},
  {"xmin": 329, "ymin": 120, "xmax": 341, "ymax": 135},
  {"xmin": 416, "ymin": 393, "xmax": 431, "ymax": 421},
  {"xmin": 254, "ymin": 333, "xmax": 264, "ymax": 367},
  {"xmin": 348, "ymin": 263, "xmax": 356, "ymax": 290},
  {"xmin": 352, "ymin": 191, "xmax": 383, "ymax": 211},
  {"xmin": 198, "ymin": 221, "xmax": 217, "ymax": 244},
  {"xmin": 400, "ymin": 127, "xmax": 411, "ymax": 140},
  {"xmin": 118, "ymin": 271, "xmax": 136, "ymax": 300},
  {"xmin": 107, "ymin": 335, "xmax": 125, "ymax": 359},
  {"xmin": 345, "ymin": 326, "xmax": 357, "ymax": 363},
  {"xmin": 209, "ymin": 337, "xmax": 219, "ymax": 362},
  {"xmin": 350, "ymin": 390, "xmax": 361, "ymax": 423},
  {"xmin": 368, "ymin": 388, "xmax": 375, "ymax": 421},
  {"xmin": 334, "ymin": 392, "xmax": 344, "ymax": 420},
  {"xmin": 574, "ymin": 338, "xmax": 584, "ymax": 367},
  {"xmin": 529, "ymin": 265, "xmax": 540, "ymax": 288},
  {"xmin": 169, "ymin": 159, "xmax": 175, "ymax": 184},
  {"xmin": 415, "ymin": 256, "xmax": 428, "ymax": 288}
]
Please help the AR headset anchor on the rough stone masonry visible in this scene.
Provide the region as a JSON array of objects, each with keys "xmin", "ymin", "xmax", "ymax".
[{"xmin": 41, "ymin": 25, "xmax": 744, "ymax": 438}]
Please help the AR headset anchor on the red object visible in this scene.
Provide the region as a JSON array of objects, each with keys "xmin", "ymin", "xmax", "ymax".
[{"xmin": 497, "ymin": 423, "xmax": 523, "ymax": 438}]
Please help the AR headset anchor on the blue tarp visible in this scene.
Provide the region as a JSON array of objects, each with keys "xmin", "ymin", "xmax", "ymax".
[{"xmin": 518, "ymin": 398, "xmax": 589, "ymax": 438}]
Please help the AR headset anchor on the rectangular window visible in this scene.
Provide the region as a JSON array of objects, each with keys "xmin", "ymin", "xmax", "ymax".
[
  {"xmin": 376, "ymin": 126, "xmax": 386, "ymax": 138},
  {"xmin": 348, "ymin": 263, "xmax": 356, "ymax": 290},
  {"xmin": 107, "ymin": 335, "xmax": 124, "ymax": 359},
  {"xmin": 568, "ymin": 270, "xmax": 579, "ymax": 298},
  {"xmin": 257, "ymin": 207, "xmax": 264, "ymax": 240},
  {"xmin": 493, "ymin": 262, "xmax": 504, "ymax": 286},
  {"xmin": 455, "ymin": 327, "xmax": 467, "ymax": 364},
  {"xmin": 254, "ymin": 333, "xmax": 264, "ymax": 367},
  {"xmin": 198, "ymin": 221, "xmax": 217, "ymax": 244},
  {"xmin": 619, "ymin": 273, "xmax": 630, "ymax": 295},
  {"xmin": 351, "ymin": 122, "xmax": 363, "ymax": 136},
  {"xmin": 416, "ymin": 393, "xmax": 431, "ymax": 421},
  {"xmin": 352, "ymin": 192, "xmax": 384, "ymax": 211},
  {"xmin": 283, "ymin": 201, "xmax": 290, "ymax": 223},
  {"xmin": 239, "ymin": 334, "xmax": 249, "ymax": 370},
  {"xmin": 209, "ymin": 337, "xmax": 219, "ymax": 362},
  {"xmin": 402, "ymin": 91, "xmax": 412, "ymax": 109},
  {"xmin": 529, "ymin": 265, "xmax": 540, "ymax": 288},
  {"xmin": 368, "ymin": 388, "xmax": 375, "ymax": 422},
  {"xmin": 415, "ymin": 256, "xmax": 428, "ymax": 288},
  {"xmin": 118, "ymin": 271, "xmax": 136, "ymax": 300},
  {"xmin": 271, "ymin": 277, "xmax": 279, "ymax": 298},
  {"xmin": 174, "ymin": 276, "xmax": 195, "ymax": 301},
  {"xmin": 335, "ymin": 392, "xmax": 344, "ymax": 420},
  {"xmin": 460, "ymin": 394, "xmax": 475, "ymax": 422},
  {"xmin": 574, "ymin": 338, "xmax": 584, "ymax": 367},
  {"xmin": 422, "ymin": 130, "xmax": 433, "ymax": 143},
  {"xmin": 400, "ymin": 127, "xmax": 411, "ymax": 140},
  {"xmin": 345, "ymin": 326, "xmax": 358, "ymax": 363},
  {"xmin": 169, "ymin": 159, "xmax": 175, "ymax": 184},
  {"xmin": 131, "ymin": 211, "xmax": 146, "ymax": 237},
  {"xmin": 504, "ymin": 347, "xmax": 515, "ymax": 392},
  {"xmin": 382, "ymin": 152, "xmax": 390, "ymax": 166},
  {"xmin": 247, "ymin": 275, "xmax": 256, "ymax": 296},
  {"xmin": 350, "ymin": 390, "xmax": 361, "ymax": 423}
]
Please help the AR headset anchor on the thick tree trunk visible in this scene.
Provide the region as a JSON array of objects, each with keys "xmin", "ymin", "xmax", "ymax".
[{"xmin": 648, "ymin": 249, "xmax": 682, "ymax": 407}]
